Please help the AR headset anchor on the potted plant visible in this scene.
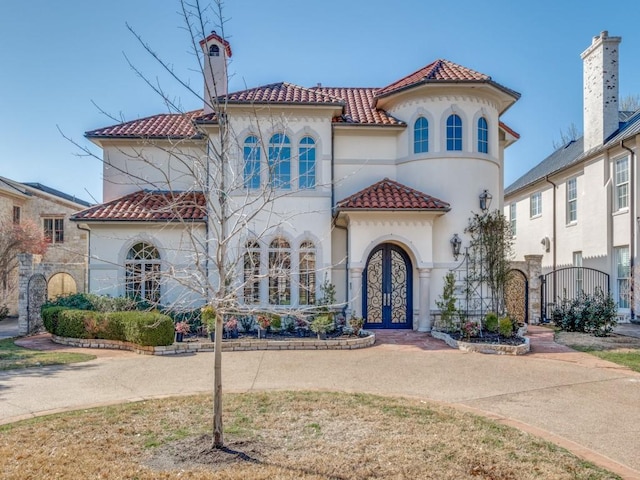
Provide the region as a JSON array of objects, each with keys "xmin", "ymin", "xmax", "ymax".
[
  {"xmin": 257, "ymin": 314, "xmax": 271, "ymax": 339},
  {"xmin": 349, "ymin": 316, "xmax": 364, "ymax": 336},
  {"xmin": 202, "ymin": 305, "xmax": 217, "ymax": 341},
  {"xmin": 294, "ymin": 316, "xmax": 309, "ymax": 337},
  {"xmin": 310, "ymin": 314, "xmax": 333, "ymax": 340},
  {"xmin": 174, "ymin": 321, "xmax": 190, "ymax": 342},
  {"xmin": 224, "ymin": 317, "xmax": 239, "ymax": 339}
]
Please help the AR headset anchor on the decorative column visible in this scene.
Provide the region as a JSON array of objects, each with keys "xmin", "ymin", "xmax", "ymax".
[
  {"xmin": 349, "ymin": 267, "xmax": 363, "ymax": 318},
  {"xmin": 418, "ymin": 268, "xmax": 432, "ymax": 331},
  {"xmin": 525, "ymin": 255, "xmax": 543, "ymax": 324}
]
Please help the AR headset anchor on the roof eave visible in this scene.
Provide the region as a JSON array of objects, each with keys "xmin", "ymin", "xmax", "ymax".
[
  {"xmin": 69, "ymin": 217, "xmax": 207, "ymax": 224},
  {"xmin": 337, "ymin": 207, "xmax": 450, "ymax": 213},
  {"xmin": 332, "ymin": 123, "xmax": 406, "ymax": 129}
]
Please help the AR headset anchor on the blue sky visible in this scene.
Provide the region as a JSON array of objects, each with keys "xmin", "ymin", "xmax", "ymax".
[{"xmin": 1, "ymin": 0, "xmax": 639, "ymax": 204}]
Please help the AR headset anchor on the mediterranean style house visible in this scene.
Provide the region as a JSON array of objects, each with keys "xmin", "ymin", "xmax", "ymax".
[
  {"xmin": 505, "ymin": 31, "xmax": 639, "ymax": 321},
  {"xmin": 0, "ymin": 177, "xmax": 91, "ymax": 318},
  {"xmin": 73, "ymin": 32, "xmax": 520, "ymax": 331}
]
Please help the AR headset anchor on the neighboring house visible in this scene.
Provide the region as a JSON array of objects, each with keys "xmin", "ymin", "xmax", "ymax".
[
  {"xmin": 0, "ymin": 177, "xmax": 91, "ymax": 315},
  {"xmin": 73, "ymin": 32, "xmax": 520, "ymax": 331},
  {"xmin": 505, "ymin": 31, "xmax": 639, "ymax": 321}
]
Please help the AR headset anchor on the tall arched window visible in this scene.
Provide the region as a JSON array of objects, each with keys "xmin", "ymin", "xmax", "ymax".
[
  {"xmin": 243, "ymin": 135, "xmax": 261, "ymax": 189},
  {"xmin": 268, "ymin": 238, "xmax": 291, "ymax": 305},
  {"xmin": 299, "ymin": 241, "xmax": 316, "ymax": 305},
  {"xmin": 413, "ymin": 117, "xmax": 429, "ymax": 153},
  {"xmin": 125, "ymin": 242, "xmax": 161, "ymax": 304},
  {"xmin": 268, "ymin": 134, "xmax": 291, "ymax": 189},
  {"xmin": 478, "ymin": 117, "xmax": 488, "ymax": 154},
  {"xmin": 446, "ymin": 114, "xmax": 462, "ymax": 151},
  {"xmin": 298, "ymin": 136, "xmax": 316, "ymax": 189},
  {"xmin": 243, "ymin": 240, "xmax": 261, "ymax": 304}
]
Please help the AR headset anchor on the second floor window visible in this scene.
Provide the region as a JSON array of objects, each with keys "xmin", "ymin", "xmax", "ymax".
[
  {"xmin": 243, "ymin": 135, "xmax": 261, "ymax": 189},
  {"xmin": 298, "ymin": 136, "xmax": 316, "ymax": 189},
  {"xmin": 566, "ymin": 178, "xmax": 577, "ymax": 223},
  {"xmin": 268, "ymin": 134, "xmax": 291, "ymax": 189},
  {"xmin": 509, "ymin": 203, "xmax": 516, "ymax": 236},
  {"xmin": 446, "ymin": 114, "xmax": 462, "ymax": 151},
  {"xmin": 43, "ymin": 218, "xmax": 64, "ymax": 243},
  {"xmin": 530, "ymin": 192, "xmax": 542, "ymax": 217},
  {"xmin": 477, "ymin": 117, "xmax": 488, "ymax": 154},
  {"xmin": 12, "ymin": 206, "xmax": 20, "ymax": 224},
  {"xmin": 414, "ymin": 117, "xmax": 429, "ymax": 153},
  {"xmin": 615, "ymin": 157, "xmax": 629, "ymax": 210}
]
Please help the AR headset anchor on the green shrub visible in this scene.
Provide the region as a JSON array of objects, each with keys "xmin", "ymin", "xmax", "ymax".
[
  {"xmin": 552, "ymin": 288, "xmax": 617, "ymax": 336},
  {"xmin": 0, "ymin": 304, "xmax": 9, "ymax": 320},
  {"xmin": 498, "ymin": 317, "xmax": 513, "ymax": 337},
  {"xmin": 41, "ymin": 306, "xmax": 70, "ymax": 333},
  {"xmin": 56, "ymin": 310, "xmax": 92, "ymax": 339},
  {"xmin": 270, "ymin": 315, "xmax": 282, "ymax": 331},
  {"xmin": 120, "ymin": 311, "xmax": 174, "ymax": 346},
  {"xmin": 484, "ymin": 312, "xmax": 499, "ymax": 333},
  {"xmin": 43, "ymin": 293, "xmax": 142, "ymax": 313},
  {"xmin": 310, "ymin": 315, "xmax": 334, "ymax": 334}
]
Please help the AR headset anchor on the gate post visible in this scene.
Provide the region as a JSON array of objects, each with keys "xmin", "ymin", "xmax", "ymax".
[
  {"xmin": 524, "ymin": 255, "xmax": 543, "ymax": 324},
  {"xmin": 17, "ymin": 253, "xmax": 37, "ymax": 335}
]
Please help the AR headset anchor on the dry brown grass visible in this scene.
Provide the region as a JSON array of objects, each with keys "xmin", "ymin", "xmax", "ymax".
[
  {"xmin": 555, "ymin": 331, "xmax": 640, "ymax": 351},
  {"xmin": 0, "ymin": 392, "xmax": 620, "ymax": 479}
]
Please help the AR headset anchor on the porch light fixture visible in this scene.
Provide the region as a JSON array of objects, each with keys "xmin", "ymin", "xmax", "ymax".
[
  {"xmin": 479, "ymin": 189, "xmax": 493, "ymax": 212},
  {"xmin": 450, "ymin": 234, "xmax": 462, "ymax": 261}
]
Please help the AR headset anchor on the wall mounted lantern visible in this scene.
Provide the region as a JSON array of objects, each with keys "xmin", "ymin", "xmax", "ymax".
[
  {"xmin": 450, "ymin": 234, "xmax": 462, "ymax": 261},
  {"xmin": 479, "ymin": 189, "xmax": 493, "ymax": 212}
]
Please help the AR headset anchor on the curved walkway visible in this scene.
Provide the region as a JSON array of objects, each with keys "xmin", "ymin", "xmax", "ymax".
[{"xmin": 1, "ymin": 326, "xmax": 639, "ymax": 479}]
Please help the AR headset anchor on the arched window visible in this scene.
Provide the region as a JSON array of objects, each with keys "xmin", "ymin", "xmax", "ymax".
[
  {"xmin": 243, "ymin": 135, "xmax": 261, "ymax": 189},
  {"xmin": 125, "ymin": 242, "xmax": 161, "ymax": 304},
  {"xmin": 268, "ymin": 238, "xmax": 291, "ymax": 305},
  {"xmin": 243, "ymin": 240, "xmax": 261, "ymax": 304},
  {"xmin": 268, "ymin": 134, "xmax": 291, "ymax": 189},
  {"xmin": 209, "ymin": 44, "xmax": 220, "ymax": 57},
  {"xmin": 413, "ymin": 117, "xmax": 429, "ymax": 153},
  {"xmin": 298, "ymin": 136, "xmax": 316, "ymax": 189},
  {"xmin": 47, "ymin": 272, "xmax": 77, "ymax": 300},
  {"xmin": 299, "ymin": 241, "xmax": 316, "ymax": 305},
  {"xmin": 446, "ymin": 114, "xmax": 462, "ymax": 151},
  {"xmin": 478, "ymin": 117, "xmax": 488, "ymax": 154}
]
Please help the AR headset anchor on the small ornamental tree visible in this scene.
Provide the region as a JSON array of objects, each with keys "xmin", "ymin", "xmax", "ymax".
[{"xmin": 435, "ymin": 272, "xmax": 457, "ymax": 331}]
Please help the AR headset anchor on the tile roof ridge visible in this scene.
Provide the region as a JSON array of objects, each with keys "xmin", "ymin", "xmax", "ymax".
[{"xmin": 85, "ymin": 109, "xmax": 203, "ymax": 136}]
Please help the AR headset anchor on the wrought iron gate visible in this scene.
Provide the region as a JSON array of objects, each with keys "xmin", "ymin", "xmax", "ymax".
[
  {"xmin": 540, "ymin": 267, "xmax": 609, "ymax": 323},
  {"xmin": 27, "ymin": 274, "xmax": 47, "ymax": 333}
]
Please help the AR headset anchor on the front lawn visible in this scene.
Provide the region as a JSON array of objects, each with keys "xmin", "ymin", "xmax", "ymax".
[
  {"xmin": 555, "ymin": 330, "xmax": 640, "ymax": 372},
  {"xmin": 0, "ymin": 338, "xmax": 95, "ymax": 371}
]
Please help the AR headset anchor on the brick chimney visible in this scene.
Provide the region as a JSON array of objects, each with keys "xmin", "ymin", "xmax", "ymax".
[{"xmin": 581, "ymin": 31, "xmax": 621, "ymax": 152}]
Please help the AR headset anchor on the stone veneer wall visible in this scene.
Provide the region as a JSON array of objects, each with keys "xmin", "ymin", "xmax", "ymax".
[{"xmin": 510, "ymin": 255, "xmax": 543, "ymax": 325}]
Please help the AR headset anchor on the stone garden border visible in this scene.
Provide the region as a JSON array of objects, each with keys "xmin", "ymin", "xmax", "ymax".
[
  {"xmin": 52, "ymin": 331, "xmax": 376, "ymax": 355},
  {"xmin": 430, "ymin": 330, "xmax": 530, "ymax": 355}
]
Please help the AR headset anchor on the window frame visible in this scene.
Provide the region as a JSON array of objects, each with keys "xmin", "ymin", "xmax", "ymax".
[
  {"xmin": 268, "ymin": 237, "xmax": 291, "ymax": 305},
  {"xmin": 566, "ymin": 177, "xmax": 577, "ymax": 223},
  {"xmin": 573, "ymin": 251, "xmax": 583, "ymax": 295},
  {"xmin": 12, "ymin": 206, "xmax": 21, "ymax": 224},
  {"xmin": 43, "ymin": 217, "xmax": 64, "ymax": 244},
  {"xmin": 413, "ymin": 117, "xmax": 429, "ymax": 154},
  {"xmin": 446, "ymin": 114, "xmax": 463, "ymax": 151},
  {"xmin": 243, "ymin": 135, "xmax": 261, "ymax": 189},
  {"xmin": 268, "ymin": 133, "xmax": 291, "ymax": 189},
  {"xmin": 614, "ymin": 246, "xmax": 630, "ymax": 309},
  {"xmin": 243, "ymin": 240, "xmax": 261, "ymax": 305},
  {"xmin": 509, "ymin": 203, "xmax": 516, "ymax": 237},
  {"xmin": 529, "ymin": 192, "xmax": 542, "ymax": 218},
  {"xmin": 615, "ymin": 156, "xmax": 629, "ymax": 211},
  {"xmin": 298, "ymin": 136, "xmax": 316, "ymax": 190},
  {"xmin": 298, "ymin": 241, "xmax": 316, "ymax": 305},
  {"xmin": 125, "ymin": 242, "xmax": 161, "ymax": 304},
  {"xmin": 477, "ymin": 117, "xmax": 488, "ymax": 154}
]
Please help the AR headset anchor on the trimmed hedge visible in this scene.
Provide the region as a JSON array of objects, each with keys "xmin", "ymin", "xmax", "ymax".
[{"xmin": 42, "ymin": 308, "xmax": 174, "ymax": 347}]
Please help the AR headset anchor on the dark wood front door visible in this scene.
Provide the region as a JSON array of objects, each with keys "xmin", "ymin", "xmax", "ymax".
[{"xmin": 362, "ymin": 243, "xmax": 412, "ymax": 329}]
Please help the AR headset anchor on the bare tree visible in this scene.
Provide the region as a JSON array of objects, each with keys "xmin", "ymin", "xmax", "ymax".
[
  {"xmin": 551, "ymin": 122, "xmax": 580, "ymax": 150},
  {"xmin": 68, "ymin": 0, "xmax": 340, "ymax": 450},
  {"xmin": 620, "ymin": 94, "xmax": 640, "ymax": 112}
]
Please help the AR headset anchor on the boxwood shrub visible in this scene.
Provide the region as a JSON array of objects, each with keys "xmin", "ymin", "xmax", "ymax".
[{"xmin": 42, "ymin": 308, "xmax": 174, "ymax": 347}]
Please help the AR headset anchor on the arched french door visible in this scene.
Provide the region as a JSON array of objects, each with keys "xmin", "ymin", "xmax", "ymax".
[{"xmin": 362, "ymin": 243, "xmax": 413, "ymax": 329}]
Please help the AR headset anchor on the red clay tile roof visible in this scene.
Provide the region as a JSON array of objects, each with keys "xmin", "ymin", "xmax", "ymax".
[
  {"xmin": 499, "ymin": 121, "xmax": 520, "ymax": 139},
  {"xmin": 199, "ymin": 31, "xmax": 232, "ymax": 57},
  {"xmin": 375, "ymin": 58, "xmax": 519, "ymax": 100},
  {"xmin": 337, "ymin": 178, "xmax": 450, "ymax": 211},
  {"xmin": 86, "ymin": 110, "xmax": 205, "ymax": 139},
  {"xmin": 224, "ymin": 82, "xmax": 344, "ymax": 105},
  {"xmin": 312, "ymin": 87, "xmax": 404, "ymax": 126},
  {"xmin": 72, "ymin": 191, "xmax": 206, "ymax": 222}
]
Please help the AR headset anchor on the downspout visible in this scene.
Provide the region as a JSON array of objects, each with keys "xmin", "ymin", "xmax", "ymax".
[
  {"xmin": 621, "ymin": 140, "xmax": 635, "ymax": 319},
  {"xmin": 545, "ymin": 176, "xmax": 557, "ymax": 272},
  {"xmin": 76, "ymin": 223, "xmax": 91, "ymax": 292}
]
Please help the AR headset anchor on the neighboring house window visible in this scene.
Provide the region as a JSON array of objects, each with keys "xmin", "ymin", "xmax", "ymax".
[
  {"xmin": 43, "ymin": 217, "xmax": 64, "ymax": 243},
  {"xmin": 298, "ymin": 136, "xmax": 316, "ymax": 189},
  {"xmin": 268, "ymin": 237, "xmax": 291, "ymax": 305},
  {"xmin": 125, "ymin": 242, "xmax": 161, "ymax": 304},
  {"xmin": 477, "ymin": 117, "xmax": 488, "ymax": 154},
  {"xmin": 209, "ymin": 44, "xmax": 220, "ymax": 56},
  {"xmin": 509, "ymin": 203, "xmax": 516, "ymax": 236},
  {"xmin": 614, "ymin": 246, "xmax": 630, "ymax": 309},
  {"xmin": 573, "ymin": 251, "xmax": 583, "ymax": 294},
  {"xmin": 12, "ymin": 206, "xmax": 20, "ymax": 224},
  {"xmin": 446, "ymin": 114, "xmax": 462, "ymax": 151},
  {"xmin": 268, "ymin": 134, "xmax": 291, "ymax": 189},
  {"xmin": 615, "ymin": 157, "xmax": 629, "ymax": 210},
  {"xmin": 298, "ymin": 241, "xmax": 316, "ymax": 305},
  {"xmin": 413, "ymin": 117, "xmax": 429, "ymax": 153},
  {"xmin": 243, "ymin": 135, "xmax": 261, "ymax": 189},
  {"xmin": 530, "ymin": 192, "xmax": 542, "ymax": 217},
  {"xmin": 566, "ymin": 178, "xmax": 577, "ymax": 223},
  {"xmin": 243, "ymin": 240, "xmax": 261, "ymax": 304}
]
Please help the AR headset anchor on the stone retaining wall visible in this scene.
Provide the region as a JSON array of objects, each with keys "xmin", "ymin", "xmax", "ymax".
[
  {"xmin": 431, "ymin": 330, "xmax": 530, "ymax": 355},
  {"xmin": 52, "ymin": 332, "xmax": 376, "ymax": 355}
]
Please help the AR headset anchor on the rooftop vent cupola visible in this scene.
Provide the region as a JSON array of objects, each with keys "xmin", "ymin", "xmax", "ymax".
[
  {"xmin": 581, "ymin": 30, "xmax": 621, "ymax": 152},
  {"xmin": 199, "ymin": 31, "xmax": 232, "ymax": 114}
]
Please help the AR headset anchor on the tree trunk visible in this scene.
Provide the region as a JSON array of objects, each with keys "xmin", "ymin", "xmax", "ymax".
[{"xmin": 212, "ymin": 314, "xmax": 223, "ymax": 448}]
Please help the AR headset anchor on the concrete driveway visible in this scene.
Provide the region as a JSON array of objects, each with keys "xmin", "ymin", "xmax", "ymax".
[{"xmin": 1, "ymin": 326, "xmax": 639, "ymax": 479}]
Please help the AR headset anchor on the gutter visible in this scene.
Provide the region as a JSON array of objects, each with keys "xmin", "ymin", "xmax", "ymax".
[{"xmin": 621, "ymin": 140, "xmax": 635, "ymax": 319}]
